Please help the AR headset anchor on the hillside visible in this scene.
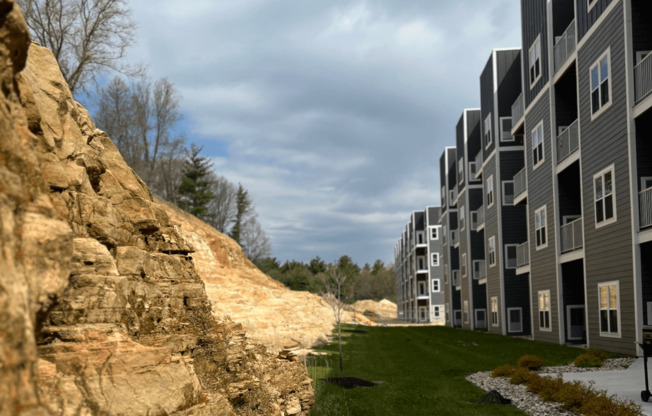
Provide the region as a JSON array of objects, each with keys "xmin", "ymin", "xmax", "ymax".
[{"xmin": 0, "ymin": 2, "xmax": 312, "ymax": 414}]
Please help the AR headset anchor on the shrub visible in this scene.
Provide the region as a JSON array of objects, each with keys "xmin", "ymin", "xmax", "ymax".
[
  {"xmin": 517, "ymin": 354, "xmax": 544, "ymax": 370},
  {"xmin": 580, "ymin": 391, "xmax": 642, "ymax": 416},
  {"xmin": 586, "ymin": 348, "xmax": 609, "ymax": 361},
  {"xmin": 491, "ymin": 364, "xmax": 516, "ymax": 378},
  {"xmin": 552, "ymin": 380, "xmax": 590, "ymax": 412},
  {"xmin": 574, "ymin": 352, "xmax": 604, "ymax": 368},
  {"xmin": 529, "ymin": 375, "xmax": 564, "ymax": 402},
  {"xmin": 509, "ymin": 367, "xmax": 533, "ymax": 385}
]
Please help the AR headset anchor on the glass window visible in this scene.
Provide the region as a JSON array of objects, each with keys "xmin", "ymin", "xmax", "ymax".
[
  {"xmin": 538, "ymin": 290, "xmax": 551, "ymax": 330},
  {"xmin": 532, "ymin": 122, "xmax": 544, "ymax": 167},
  {"xmin": 591, "ymin": 51, "xmax": 611, "ymax": 115},
  {"xmin": 503, "ymin": 181, "xmax": 514, "ymax": 205},
  {"xmin": 487, "ymin": 175, "xmax": 494, "ymax": 207},
  {"xmin": 484, "ymin": 114, "xmax": 492, "ymax": 148},
  {"xmin": 529, "ymin": 36, "xmax": 541, "ymax": 86},
  {"xmin": 535, "ymin": 206, "xmax": 547, "ymax": 248},
  {"xmin": 489, "ymin": 236, "xmax": 496, "ymax": 266},
  {"xmin": 599, "ymin": 282, "xmax": 620, "ymax": 335},
  {"xmin": 491, "ymin": 297, "xmax": 499, "ymax": 326},
  {"xmin": 505, "ymin": 244, "xmax": 517, "ymax": 269},
  {"xmin": 594, "ymin": 166, "xmax": 615, "ymax": 226}
]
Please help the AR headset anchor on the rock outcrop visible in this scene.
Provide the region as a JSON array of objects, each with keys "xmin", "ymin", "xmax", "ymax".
[
  {"xmin": 0, "ymin": 2, "xmax": 313, "ymax": 415},
  {"xmin": 163, "ymin": 201, "xmax": 350, "ymax": 352}
]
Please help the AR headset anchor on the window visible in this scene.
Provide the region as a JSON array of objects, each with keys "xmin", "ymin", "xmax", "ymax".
[
  {"xmin": 538, "ymin": 290, "xmax": 551, "ymax": 330},
  {"xmin": 460, "ymin": 209, "xmax": 465, "ymax": 230},
  {"xmin": 449, "ymin": 189, "xmax": 457, "ymax": 203},
  {"xmin": 535, "ymin": 206, "xmax": 547, "ymax": 249},
  {"xmin": 599, "ymin": 281, "xmax": 620, "ymax": 336},
  {"xmin": 458, "ymin": 159, "xmax": 464, "ymax": 185},
  {"xmin": 473, "ymin": 260, "xmax": 485, "ymax": 280},
  {"xmin": 502, "ymin": 181, "xmax": 514, "ymax": 205},
  {"xmin": 430, "ymin": 226, "xmax": 439, "ymax": 240},
  {"xmin": 590, "ymin": 50, "xmax": 611, "ymax": 117},
  {"xmin": 417, "ymin": 256, "xmax": 426, "ymax": 271},
  {"xmin": 461, "ymin": 253, "xmax": 467, "ymax": 277},
  {"xmin": 486, "ymin": 175, "xmax": 494, "ymax": 207},
  {"xmin": 452, "ymin": 270, "xmax": 459, "ymax": 286},
  {"xmin": 432, "ymin": 279, "xmax": 440, "ymax": 292},
  {"xmin": 418, "ymin": 281, "xmax": 427, "ymax": 296},
  {"xmin": 491, "ymin": 297, "xmax": 499, "ymax": 326},
  {"xmin": 431, "ymin": 253, "xmax": 440, "ymax": 267},
  {"xmin": 463, "ymin": 300, "xmax": 469, "ymax": 324},
  {"xmin": 505, "ymin": 244, "xmax": 517, "ymax": 269},
  {"xmin": 469, "ymin": 161, "xmax": 478, "ymax": 179},
  {"xmin": 594, "ymin": 165, "xmax": 616, "ymax": 226},
  {"xmin": 508, "ymin": 308, "xmax": 523, "ymax": 333},
  {"xmin": 500, "ymin": 117, "xmax": 514, "ymax": 142},
  {"xmin": 417, "ymin": 231, "xmax": 425, "ymax": 245},
  {"xmin": 441, "ymin": 186, "xmax": 446, "ymax": 207},
  {"xmin": 529, "ymin": 36, "xmax": 541, "ymax": 86},
  {"xmin": 532, "ymin": 122, "xmax": 544, "ymax": 167},
  {"xmin": 433, "ymin": 305, "xmax": 441, "ymax": 318},
  {"xmin": 488, "ymin": 236, "xmax": 496, "ymax": 267},
  {"xmin": 484, "ymin": 114, "xmax": 493, "ymax": 148}
]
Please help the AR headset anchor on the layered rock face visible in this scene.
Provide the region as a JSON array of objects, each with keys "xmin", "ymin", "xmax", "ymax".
[{"xmin": 0, "ymin": 2, "xmax": 313, "ymax": 415}]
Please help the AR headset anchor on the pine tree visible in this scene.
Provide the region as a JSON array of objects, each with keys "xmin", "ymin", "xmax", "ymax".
[
  {"xmin": 177, "ymin": 144, "xmax": 215, "ymax": 222},
  {"xmin": 230, "ymin": 183, "xmax": 251, "ymax": 244}
]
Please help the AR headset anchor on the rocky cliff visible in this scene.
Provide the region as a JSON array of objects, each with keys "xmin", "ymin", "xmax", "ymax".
[{"xmin": 0, "ymin": 2, "xmax": 313, "ymax": 415}]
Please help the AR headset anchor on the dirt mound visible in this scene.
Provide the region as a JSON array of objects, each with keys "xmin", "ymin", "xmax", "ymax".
[{"xmin": 353, "ymin": 299, "xmax": 398, "ymax": 321}]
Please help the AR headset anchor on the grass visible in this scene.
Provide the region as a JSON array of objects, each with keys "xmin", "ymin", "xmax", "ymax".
[{"xmin": 307, "ymin": 325, "xmax": 585, "ymax": 416}]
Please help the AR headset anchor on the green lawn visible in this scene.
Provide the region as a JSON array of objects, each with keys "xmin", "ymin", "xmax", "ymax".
[{"xmin": 308, "ymin": 325, "xmax": 585, "ymax": 416}]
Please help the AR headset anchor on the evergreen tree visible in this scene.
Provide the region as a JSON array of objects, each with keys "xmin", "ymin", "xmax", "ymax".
[
  {"xmin": 177, "ymin": 144, "xmax": 215, "ymax": 222},
  {"xmin": 230, "ymin": 184, "xmax": 252, "ymax": 244}
]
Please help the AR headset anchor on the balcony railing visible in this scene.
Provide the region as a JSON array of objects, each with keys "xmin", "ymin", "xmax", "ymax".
[
  {"xmin": 635, "ymin": 51, "xmax": 652, "ymax": 103},
  {"xmin": 511, "ymin": 92, "xmax": 524, "ymax": 127},
  {"xmin": 560, "ymin": 217, "xmax": 583, "ymax": 253},
  {"xmin": 471, "ymin": 207, "xmax": 484, "ymax": 231},
  {"xmin": 556, "ymin": 120, "xmax": 579, "ymax": 163},
  {"xmin": 640, "ymin": 187, "xmax": 652, "ymax": 228},
  {"xmin": 514, "ymin": 167, "xmax": 527, "ymax": 197},
  {"xmin": 553, "ymin": 20, "xmax": 576, "ymax": 72},
  {"xmin": 516, "ymin": 242, "xmax": 529, "ymax": 268}
]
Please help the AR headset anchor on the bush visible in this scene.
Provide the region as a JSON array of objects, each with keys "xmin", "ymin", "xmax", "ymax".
[
  {"xmin": 580, "ymin": 391, "xmax": 642, "ymax": 416},
  {"xmin": 509, "ymin": 367, "xmax": 533, "ymax": 385},
  {"xmin": 552, "ymin": 380, "xmax": 590, "ymax": 412},
  {"xmin": 491, "ymin": 364, "xmax": 516, "ymax": 378},
  {"xmin": 574, "ymin": 353, "xmax": 604, "ymax": 368},
  {"xmin": 586, "ymin": 348, "xmax": 609, "ymax": 361},
  {"xmin": 518, "ymin": 354, "xmax": 544, "ymax": 370}
]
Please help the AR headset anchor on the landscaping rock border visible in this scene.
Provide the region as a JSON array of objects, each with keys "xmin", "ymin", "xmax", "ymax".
[{"xmin": 466, "ymin": 358, "xmax": 637, "ymax": 416}]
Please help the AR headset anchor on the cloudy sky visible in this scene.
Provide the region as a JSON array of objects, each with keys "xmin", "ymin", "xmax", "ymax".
[{"xmin": 124, "ymin": 0, "xmax": 522, "ymax": 266}]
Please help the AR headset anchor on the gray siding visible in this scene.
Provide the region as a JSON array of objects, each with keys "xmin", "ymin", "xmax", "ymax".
[
  {"xmin": 576, "ymin": 1, "xmax": 634, "ymax": 354},
  {"xmin": 521, "ymin": 0, "xmax": 549, "ymax": 106},
  {"xmin": 576, "ymin": 0, "xmax": 614, "ymax": 42}
]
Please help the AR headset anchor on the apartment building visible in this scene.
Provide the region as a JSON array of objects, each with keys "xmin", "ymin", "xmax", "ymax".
[
  {"xmin": 474, "ymin": 49, "xmax": 531, "ymax": 337},
  {"xmin": 394, "ymin": 208, "xmax": 444, "ymax": 323},
  {"xmin": 396, "ymin": 0, "xmax": 652, "ymax": 354}
]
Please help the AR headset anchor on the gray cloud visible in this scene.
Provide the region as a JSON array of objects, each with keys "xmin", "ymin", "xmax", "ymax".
[{"xmin": 125, "ymin": 0, "xmax": 521, "ymax": 265}]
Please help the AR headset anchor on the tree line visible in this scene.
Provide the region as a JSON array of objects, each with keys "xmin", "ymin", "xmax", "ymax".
[
  {"xmin": 256, "ymin": 256, "xmax": 396, "ymax": 303},
  {"xmin": 17, "ymin": 0, "xmax": 272, "ymax": 262}
]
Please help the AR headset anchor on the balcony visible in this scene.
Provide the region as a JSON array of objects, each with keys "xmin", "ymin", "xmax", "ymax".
[
  {"xmin": 514, "ymin": 167, "xmax": 527, "ymax": 204},
  {"xmin": 452, "ymin": 270, "xmax": 460, "ymax": 287},
  {"xmin": 474, "ymin": 151, "xmax": 483, "ymax": 179},
  {"xmin": 473, "ymin": 260, "xmax": 486, "ymax": 280},
  {"xmin": 553, "ymin": 20, "xmax": 576, "ymax": 73},
  {"xmin": 640, "ymin": 187, "xmax": 652, "ymax": 229},
  {"xmin": 471, "ymin": 207, "xmax": 485, "ymax": 231},
  {"xmin": 556, "ymin": 120, "xmax": 579, "ymax": 164},
  {"xmin": 516, "ymin": 242, "xmax": 529, "ymax": 268},
  {"xmin": 560, "ymin": 217, "xmax": 583, "ymax": 253},
  {"xmin": 511, "ymin": 92, "xmax": 524, "ymax": 134},
  {"xmin": 450, "ymin": 229, "xmax": 459, "ymax": 246},
  {"xmin": 635, "ymin": 51, "xmax": 652, "ymax": 103}
]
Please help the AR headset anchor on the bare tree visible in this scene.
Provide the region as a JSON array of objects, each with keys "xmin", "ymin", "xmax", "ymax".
[
  {"xmin": 322, "ymin": 266, "xmax": 348, "ymax": 378},
  {"xmin": 240, "ymin": 215, "xmax": 272, "ymax": 263},
  {"xmin": 94, "ymin": 74, "xmax": 185, "ymax": 201},
  {"xmin": 18, "ymin": 0, "xmax": 138, "ymax": 93},
  {"xmin": 205, "ymin": 173, "xmax": 238, "ymax": 233}
]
